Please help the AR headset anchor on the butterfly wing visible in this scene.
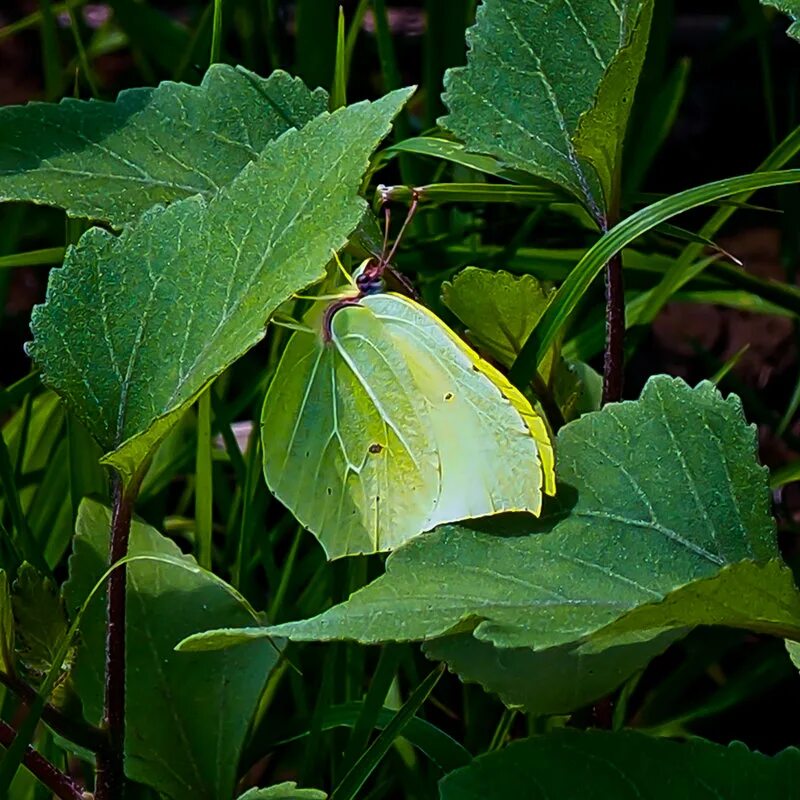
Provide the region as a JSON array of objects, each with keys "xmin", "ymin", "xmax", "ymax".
[
  {"xmin": 261, "ymin": 308, "xmax": 439, "ymax": 559},
  {"xmin": 362, "ymin": 293, "xmax": 555, "ymax": 527},
  {"xmin": 262, "ymin": 292, "xmax": 556, "ymax": 559}
]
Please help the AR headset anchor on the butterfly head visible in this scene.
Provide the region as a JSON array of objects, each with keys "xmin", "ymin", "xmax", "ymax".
[{"xmin": 353, "ymin": 258, "xmax": 386, "ymax": 296}]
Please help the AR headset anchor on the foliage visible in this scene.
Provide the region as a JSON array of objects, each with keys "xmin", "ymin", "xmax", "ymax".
[{"xmin": 0, "ymin": 0, "xmax": 799, "ymax": 798}]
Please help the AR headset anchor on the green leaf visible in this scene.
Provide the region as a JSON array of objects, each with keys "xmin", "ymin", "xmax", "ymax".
[
  {"xmin": 785, "ymin": 639, "xmax": 800, "ymax": 669},
  {"xmin": 440, "ymin": 267, "xmax": 602, "ymax": 420},
  {"xmin": 584, "ymin": 559, "xmax": 800, "ymax": 652},
  {"xmin": 238, "ymin": 783, "xmax": 327, "ymax": 800},
  {"xmin": 259, "ymin": 377, "xmax": 777, "ymax": 650},
  {"xmin": 438, "ymin": 731, "xmax": 800, "ymax": 799},
  {"xmin": 11, "ymin": 564, "xmax": 70, "ymax": 689},
  {"xmin": 0, "ymin": 571, "xmax": 13, "ymax": 674},
  {"xmin": 27, "ymin": 89, "xmax": 413, "ymax": 486},
  {"xmin": 763, "ymin": 1, "xmax": 800, "ymax": 41},
  {"xmin": 0, "ymin": 65, "xmax": 327, "ymax": 227},
  {"xmin": 261, "ymin": 292, "xmax": 555, "ymax": 559},
  {"xmin": 441, "ymin": 268, "xmax": 555, "ymax": 371},
  {"xmin": 423, "ymin": 630, "xmax": 681, "ymax": 714},
  {"xmin": 63, "ymin": 499, "xmax": 278, "ymax": 800},
  {"xmin": 440, "ymin": 0, "xmax": 653, "ymax": 217},
  {"xmin": 510, "ymin": 169, "xmax": 800, "ymax": 386}
]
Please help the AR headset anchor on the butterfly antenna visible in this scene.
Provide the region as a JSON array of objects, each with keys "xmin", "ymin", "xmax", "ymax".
[{"xmin": 383, "ymin": 191, "xmax": 420, "ymax": 269}]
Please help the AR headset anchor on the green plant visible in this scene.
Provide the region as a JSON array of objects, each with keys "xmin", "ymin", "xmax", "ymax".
[{"xmin": 0, "ymin": 0, "xmax": 799, "ymax": 798}]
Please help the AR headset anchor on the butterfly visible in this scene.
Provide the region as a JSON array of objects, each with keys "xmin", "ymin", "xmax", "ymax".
[{"xmin": 261, "ymin": 202, "xmax": 555, "ymax": 559}]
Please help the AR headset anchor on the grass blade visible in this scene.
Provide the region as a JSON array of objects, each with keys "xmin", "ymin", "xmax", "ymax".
[
  {"xmin": 210, "ymin": 0, "xmax": 223, "ymax": 64},
  {"xmin": 330, "ymin": 663, "xmax": 445, "ymax": 800},
  {"xmin": 509, "ymin": 169, "xmax": 800, "ymax": 386},
  {"xmin": 331, "ymin": 5, "xmax": 347, "ymax": 110},
  {"xmin": 195, "ymin": 389, "xmax": 213, "ymax": 571}
]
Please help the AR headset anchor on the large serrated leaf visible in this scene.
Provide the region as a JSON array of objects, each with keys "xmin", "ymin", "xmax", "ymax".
[
  {"xmin": 440, "ymin": 0, "xmax": 653, "ymax": 218},
  {"xmin": 64, "ymin": 499, "xmax": 276, "ymax": 800},
  {"xmin": 438, "ymin": 731, "xmax": 800, "ymax": 799},
  {"xmin": 27, "ymin": 88, "xmax": 413, "ymax": 485},
  {"xmin": 259, "ymin": 377, "xmax": 780, "ymax": 651},
  {"xmin": 0, "ymin": 66, "xmax": 327, "ymax": 227}
]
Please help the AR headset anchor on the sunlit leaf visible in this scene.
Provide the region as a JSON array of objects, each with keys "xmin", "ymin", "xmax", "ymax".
[
  {"xmin": 27, "ymin": 89, "xmax": 412, "ymax": 486},
  {"xmin": 258, "ymin": 377, "xmax": 780, "ymax": 650},
  {"xmin": 0, "ymin": 66, "xmax": 327, "ymax": 227},
  {"xmin": 440, "ymin": 0, "xmax": 653, "ymax": 218}
]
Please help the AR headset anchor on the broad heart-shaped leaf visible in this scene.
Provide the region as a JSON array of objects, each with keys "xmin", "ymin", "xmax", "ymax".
[
  {"xmin": 64, "ymin": 499, "xmax": 277, "ymax": 800},
  {"xmin": 423, "ymin": 630, "xmax": 681, "ymax": 714},
  {"xmin": 440, "ymin": 0, "xmax": 653, "ymax": 219},
  {"xmin": 262, "ymin": 292, "xmax": 555, "ymax": 559},
  {"xmin": 259, "ymin": 376, "xmax": 778, "ymax": 650},
  {"xmin": 763, "ymin": 1, "xmax": 800, "ymax": 41},
  {"xmin": 0, "ymin": 66, "xmax": 327, "ymax": 228},
  {"xmin": 27, "ymin": 89, "xmax": 412, "ymax": 486},
  {"xmin": 438, "ymin": 731, "xmax": 800, "ymax": 799}
]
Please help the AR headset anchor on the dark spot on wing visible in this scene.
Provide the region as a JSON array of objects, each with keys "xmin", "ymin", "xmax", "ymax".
[
  {"xmin": 327, "ymin": 487, "xmax": 332, "ymax": 495},
  {"xmin": 472, "ymin": 365, "xmax": 480, "ymax": 372},
  {"xmin": 444, "ymin": 392, "xmax": 454, "ymax": 401},
  {"xmin": 369, "ymin": 443, "xmax": 383, "ymax": 454}
]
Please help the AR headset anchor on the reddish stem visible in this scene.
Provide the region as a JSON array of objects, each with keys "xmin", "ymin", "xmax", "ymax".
[
  {"xmin": 0, "ymin": 718, "xmax": 86, "ymax": 800},
  {"xmin": 95, "ymin": 475, "xmax": 137, "ymax": 800},
  {"xmin": 602, "ymin": 250, "xmax": 625, "ymax": 404}
]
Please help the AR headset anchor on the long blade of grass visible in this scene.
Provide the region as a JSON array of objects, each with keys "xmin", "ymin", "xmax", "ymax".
[
  {"xmin": 344, "ymin": 0, "xmax": 370, "ymax": 71},
  {"xmin": 39, "ymin": 0, "xmax": 62, "ymax": 100},
  {"xmin": 0, "ymin": 248, "xmax": 65, "ymax": 270},
  {"xmin": 341, "ymin": 645, "xmax": 404, "ymax": 772},
  {"xmin": 330, "ymin": 664, "xmax": 445, "ymax": 800},
  {"xmin": 65, "ymin": 5, "xmax": 99, "ymax": 97},
  {"xmin": 331, "ymin": 6, "xmax": 347, "ymax": 110},
  {"xmin": 639, "ymin": 124, "xmax": 800, "ymax": 322},
  {"xmin": 377, "ymin": 183, "xmax": 561, "ymax": 206},
  {"xmin": 0, "ymin": 0, "xmax": 86, "ymax": 42},
  {"xmin": 509, "ymin": 169, "xmax": 800, "ymax": 386},
  {"xmin": 195, "ymin": 389, "xmax": 213, "ymax": 570},
  {"xmin": 0, "ymin": 431, "xmax": 46, "ymax": 574},
  {"xmin": 210, "ymin": 0, "xmax": 223, "ymax": 64}
]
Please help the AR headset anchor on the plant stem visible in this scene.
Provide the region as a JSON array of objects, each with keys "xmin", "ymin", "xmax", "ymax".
[
  {"xmin": 0, "ymin": 718, "xmax": 85, "ymax": 800},
  {"xmin": 0, "ymin": 672, "xmax": 105, "ymax": 753},
  {"xmin": 602, "ymin": 250, "xmax": 625, "ymax": 404},
  {"xmin": 95, "ymin": 475, "xmax": 137, "ymax": 800}
]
